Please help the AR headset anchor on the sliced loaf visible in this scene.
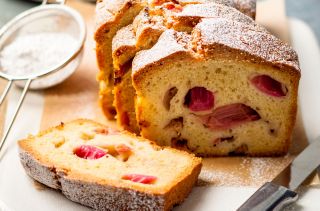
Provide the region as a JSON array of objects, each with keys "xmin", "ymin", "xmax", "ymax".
[{"xmin": 18, "ymin": 119, "xmax": 202, "ymax": 210}]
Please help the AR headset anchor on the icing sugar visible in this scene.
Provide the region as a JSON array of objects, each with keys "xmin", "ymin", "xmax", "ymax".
[{"xmin": 0, "ymin": 32, "xmax": 77, "ymax": 77}]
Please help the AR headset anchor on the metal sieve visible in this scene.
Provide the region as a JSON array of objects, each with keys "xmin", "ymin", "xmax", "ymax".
[{"xmin": 0, "ymin": 0, "xmax": 86, "ymax": 154}]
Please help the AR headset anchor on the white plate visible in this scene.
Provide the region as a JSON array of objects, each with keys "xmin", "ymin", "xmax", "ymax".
[{"xmin": 0, "ymin": 18, "xmax": 320, "ymax": 211}]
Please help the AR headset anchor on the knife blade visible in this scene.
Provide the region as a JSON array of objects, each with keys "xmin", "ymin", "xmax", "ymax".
[{"xmin": 237, "ymin": 137, "xmax": 320, "ymax": 211}]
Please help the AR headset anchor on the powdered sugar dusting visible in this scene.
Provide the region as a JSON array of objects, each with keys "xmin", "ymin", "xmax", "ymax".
[
  {"xmin": 173, "ymin": 2, "xmax": 253, "ymax": 23},
  {"xmin": 199, "ymin": 167, "xmax": 246, "ymax": 186},
  {"xmin": 248, "ymin": 156, "xmax": 292, "ymax": 185},
  {"xmin": 132, "ymin": 29, "xmax": 190, "ymax": 74},
  {"xmin": 132, "ymin": 3, "xmax": 300, "ymax": 76},
  {"xmin": 194, "ymin": 18, "xmax": 300, "ymax": 72},
  {"xmin": 198, "ymin": 155, "xmax": 293, "ymax": 187}
]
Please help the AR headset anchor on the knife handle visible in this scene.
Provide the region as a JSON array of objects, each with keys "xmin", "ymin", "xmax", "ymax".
[{"xmin": 237, "ymin": 182, "xmax": 298, "ymax": 211}]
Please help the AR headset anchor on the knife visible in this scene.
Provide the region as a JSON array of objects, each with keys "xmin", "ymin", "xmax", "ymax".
[{"xmin": 237, "ymin": 137, "xmax": 320, "ymax": 211}]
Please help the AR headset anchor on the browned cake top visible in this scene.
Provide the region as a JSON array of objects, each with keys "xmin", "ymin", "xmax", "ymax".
[
  {"xmin": 95, "ymin": 0, "xmax": 256, "ymax": 36},
  {"xmin": 171, "ymin": 2, "xmax": 254, "ymax": 22},
  {"xmin": 94, "ymin": 0, "xmax": 147, "ymax": 40},
  {"xmin": 193, "ymin": 18, "xmax": 300, "ymax": 72},
  {"xmin": 132, "ymin": 14, "xmax": 300, "ymax": 78},
  {"xmin": 175, "ymin": 0, "xmax": 256, "ymax": 19},
  {"xmin": 95, "ymin": 1, "xmax": 114, "ymax": 32},
  {"xmin": 132, "ymin": 30, "xmax": 192, "ymax": 74}
]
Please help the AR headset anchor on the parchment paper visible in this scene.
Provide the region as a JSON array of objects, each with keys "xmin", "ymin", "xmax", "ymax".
[{"xmin": 40, "ymin": 0, "xmax": 313, "ymax": 186}]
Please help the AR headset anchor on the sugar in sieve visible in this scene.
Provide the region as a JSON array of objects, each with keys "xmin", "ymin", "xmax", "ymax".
[{"xmin": 0, "ymin": 0, "xmax": 86, "ymax": 154}]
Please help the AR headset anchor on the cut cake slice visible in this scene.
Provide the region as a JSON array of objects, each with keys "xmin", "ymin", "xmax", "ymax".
[
  {"xmin": 132, "ymin": 18, "xmax": 300, "ymax": 156},
  {"xmin": 18, "ymin": 119, "xmax": 202, "ymax": 210}
]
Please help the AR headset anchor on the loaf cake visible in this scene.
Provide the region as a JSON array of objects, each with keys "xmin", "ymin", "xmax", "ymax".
[
  {"xmin": 95, "ymin": 0, "xmax": 256, "ymax": 120},
  {"xmin": 96, "ymin": 0, "xmax": 301, "ymax": 156},
  {"xmin": 132, "ymin": 18, "xmax": 300, "ymax": 156},
  {"xmin": 18, "ymin": 119, "xmax": 202, "ymax": 210}
]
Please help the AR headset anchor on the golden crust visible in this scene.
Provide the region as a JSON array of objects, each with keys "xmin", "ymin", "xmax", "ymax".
[
  {"xmin": 133, "ymin": 8, "xmax": 167, "ymax": 49},
  {"xmin": 163, "ymin": 2, "xmax": 255, "ymax": 32},
  {"xmin": 132, "ymin": 29, "xmax": 193, "ymax": 87},
  {"xmin": 176, "ymin": 0, "xmax": 256, "ymax": 19},
  {"xmin": 18, "ymin": 119, "xmax": 202, "ymax": 210},
  {"xmin": 112, "ymin": 24, "xmax": 138, "ymax": 72},
  {"xmin": 163, "ymin": 162, "xmax": 201, "ymax": 210},
  {"xmin": 94, "ymin": 0, "xmax": 146, "ymax": 41}
]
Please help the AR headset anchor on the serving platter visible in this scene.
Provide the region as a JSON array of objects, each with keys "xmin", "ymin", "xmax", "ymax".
[{"xmin": 0, "ymin": 0, "xmax": 320, "ymax": 210}]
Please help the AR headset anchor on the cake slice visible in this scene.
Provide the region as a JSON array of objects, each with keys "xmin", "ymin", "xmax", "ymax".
[
  {"xmin": 18, "ymin": 119, "xmax": 202, "ymax": 210},
  {"xmin": 95, "ymin": 0, "xmax": 146, "ymax": 119},
  {"xmin": 112, "ymin": 25, "xmax": 140, "ymax": 134},
  {"xmin": 132, "ymin": 17, "xmax": 300, "ymax": 156},
  {"xmin": 113, "ymin": 9, "xmax": 167, "ymax": 134}
]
